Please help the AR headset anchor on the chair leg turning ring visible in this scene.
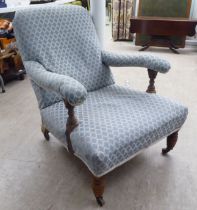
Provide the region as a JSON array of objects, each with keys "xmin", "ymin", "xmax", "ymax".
[
  {"xmin": 162, "ymin": 131, "xmax": 178, "ymax": 155},
  {"xmin": 92, "ymin": 176, "xmax": 105, "ymax": 206}
]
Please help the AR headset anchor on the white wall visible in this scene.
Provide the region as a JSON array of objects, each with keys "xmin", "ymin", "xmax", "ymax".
[
  {"xmin": 6, "ymin": 0, "xmax": 30, "ymax": 7},
  {"xmin": 90, "ymin": 0, "xmax": 105, "ymax": 48},
  {"xmin": 191, "ymin": 0, "xmax": 197, "ymax": 18},
  {"xmin": 135, "ymin": 0, "xmax": 139, "ymax": 16}
]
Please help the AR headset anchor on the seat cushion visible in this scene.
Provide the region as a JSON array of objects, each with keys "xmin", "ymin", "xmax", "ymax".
[{"xmin": 41, "ymin": 85, "xmax": 188, "ymax": 177}]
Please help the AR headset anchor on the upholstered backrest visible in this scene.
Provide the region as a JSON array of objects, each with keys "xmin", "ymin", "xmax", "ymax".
[{"xmin": 13, "ymin": 5, "xmax": 114, "ymax": 108}]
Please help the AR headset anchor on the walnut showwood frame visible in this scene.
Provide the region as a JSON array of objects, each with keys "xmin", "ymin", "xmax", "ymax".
[
  {"xmin": 64, "ymin": 100, "xmax": 79, "ymax": 154},
  {"xmin": 162, "ymin": 131, "xmax": 179, "ymax": 155},
  {"xmin": 146, "ymin": 68, "xmax": 179, "ymax": 155},
  {"xmin": 146, "ymin": 69, "xmax": 158, "ymax": 93},
  {"xmin": 41, "ymin": 100, "xmax": 79, "ymax": 154},
  {"xmin": 40, "ymin": 69, "xmax": 179, "ymax": 206},
  {"xmin": 92, "ymin": 176, "xmax": 105, "ymax": 206},
  {"xmin": 63, "ymin": 101, "xmax": 105, "ymax": 206}
]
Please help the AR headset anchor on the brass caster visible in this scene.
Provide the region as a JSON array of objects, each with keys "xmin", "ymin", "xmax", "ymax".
[{"xmin": 96, "ymin": 197, "xmax": 105, "ymax": 207}]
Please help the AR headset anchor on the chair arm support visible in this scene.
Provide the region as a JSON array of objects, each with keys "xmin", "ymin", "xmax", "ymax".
[
  {"xmin": 146, "ymin": 69, "xmax": 158, "ymax": 93},
  {"xmin": 24, "ymin": 61, "xmax": 87, "ymax": 106},
  {"xmin": 101, "ymin": 51, "xmax": 171, "ymax": 73},
  {"xmin": 64, "ymin": 101, "xmax": 79, "ymax": 154}
]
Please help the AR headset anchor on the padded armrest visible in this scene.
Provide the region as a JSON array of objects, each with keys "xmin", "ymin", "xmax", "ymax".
[
  {"xmin": 24, "ymin": 61, "xmax": 87, "ymax": 106},
  {"xmin": 101, "ymin": 51, "xmax": 171, "ymax": 73}
]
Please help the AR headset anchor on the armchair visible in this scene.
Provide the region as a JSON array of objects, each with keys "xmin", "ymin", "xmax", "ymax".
[{"xmin": 13, "ymin": 5, "xmax": 188, "ymax": 206}]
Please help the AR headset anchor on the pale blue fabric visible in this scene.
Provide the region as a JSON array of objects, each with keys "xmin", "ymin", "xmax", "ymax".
[
  {"xmin": 13, "ymin": 5, "xmax": 114, "ymax": 108},
  {"xmin": 13, "ymin": 5, "xmax": 188, "ymax": 177},
  {"xmin": 102, "ymin": 51, "xmax": 171, "ymax": 73},
  {"xmin": 41, "ymin": 85, "xmax": 188, "ymax": 176},
  {"xmin": 25, "ymin": 61, "xmax": 87, "ymax": 106}
]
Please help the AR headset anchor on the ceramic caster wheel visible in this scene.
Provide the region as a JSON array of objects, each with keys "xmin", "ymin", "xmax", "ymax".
[{"xmin": 96, "ymin": 197, "xmax": 105, "ymax": 207}]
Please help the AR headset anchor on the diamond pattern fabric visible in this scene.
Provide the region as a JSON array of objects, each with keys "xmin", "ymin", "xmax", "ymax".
[
  {"xmin": 102, "ymin": 51, "xmax": 171, "ymax": 73},
  {"xmin": 25, "ymin": 61, "xmax": 87, "ymax": 106},
  {"xmin": 13, "ymin": 5, "xmax": 188, "ymax": 177},
  {"xmin": 13, "ymin": 5, "xmax": 114, "ymax": 108},
  {"xmin": 41, "ymin": 85, "xmax": 188, "ymax": 177}
]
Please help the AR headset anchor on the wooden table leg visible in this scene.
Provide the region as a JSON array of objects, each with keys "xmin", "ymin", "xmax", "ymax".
[
  {"xmin": 139, "ymin": 45, "xmax": 150, "ymax": 51},
  {"xmin": 169, "ymin": 42, "xmax": 180, "ymax": 54}
]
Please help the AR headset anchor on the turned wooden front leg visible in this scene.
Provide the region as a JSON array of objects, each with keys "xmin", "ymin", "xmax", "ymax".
[
  {"xmin": 162, "ymin": 131, "xmax": 178, "ymax": 155},
  {"xmin": 146, "ymin": 69, "xmax": 158, "ymax": 93},
  {"xmin": 64, "ymin": 101, "xmax": 79, "ymax": 154},
  {"xmin": 92, "ymin": 176, "xmax": 105, "ymax": 206}
]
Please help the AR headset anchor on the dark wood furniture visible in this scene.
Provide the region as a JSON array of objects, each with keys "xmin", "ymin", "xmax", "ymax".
[
  {"xmin": 136, "ymin": 0, "xmax": 192, "ymax": 51},
  {"xmin": 30, "ymin": 0, "xmax": 55, "ymax": 4},
  {"xmin": 130, "ymin": 17, "xmax": 197, "ymax": 53},
  {"xmin": 0, "ymin": 17, "xmax": 25, "ymax": 93},
  {"xmin": 0, "ymin": 46, "xmax": 25, "ymax": 93}
]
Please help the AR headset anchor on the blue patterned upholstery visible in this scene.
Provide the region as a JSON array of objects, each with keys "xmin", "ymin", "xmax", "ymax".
[
  {"xmin": 41, "ymin": 85, "xmax": 188, "ymax": 176},
  {"xmin": 13, "ymin": 5, "xmax": 188, "ymax": 177},
  {"xmin": 13, "ymin": 5, "xmax": 114, "ymax": 108},
  {"xmin": 102, "ymin": 51, "xmax": 171, "ymax": 73},
  {"xmin": 25, "ymin": 61, "xmax": 87, "ymax": 106}
]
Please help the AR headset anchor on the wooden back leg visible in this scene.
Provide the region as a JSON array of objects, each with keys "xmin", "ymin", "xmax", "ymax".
[{"xmin": 162, "ymin": 131, "xmax": 178, "ymax": 155}]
